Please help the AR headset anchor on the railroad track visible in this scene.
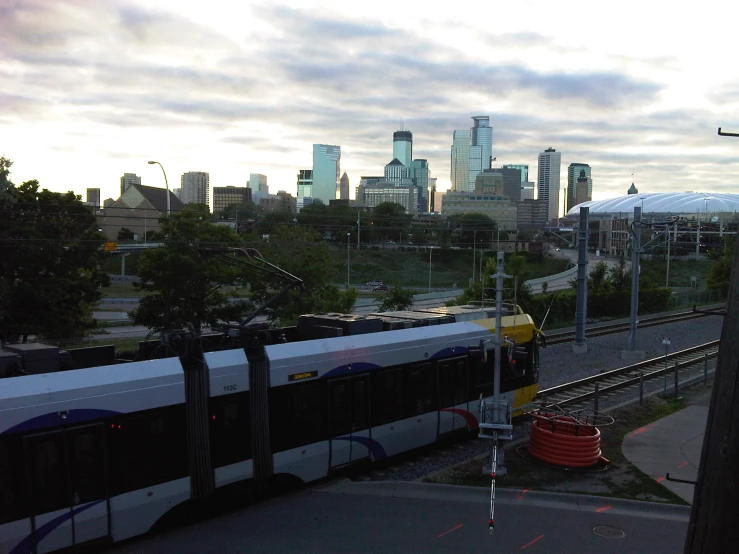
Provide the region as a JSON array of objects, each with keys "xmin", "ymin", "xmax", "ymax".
[
  {"xmin": 536, "ymin": 340, "xmax": 720, "ymax": 411},
  {"xmin": 544, "ymin": 305, "xmax": 725, "ymax": 345}
]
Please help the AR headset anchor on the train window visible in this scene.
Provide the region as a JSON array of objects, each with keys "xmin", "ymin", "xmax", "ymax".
[
  {"xmin": 439, "ymin": 362, "xmax": 454, "ymax": 408},
  {"xmin": 373, "ymin": 368, "xmax": 403, "ymax": 425},
  {"xmin": 453, "ymin": 360, "xmax": 467, "ymax": 405},
  {"xmin": 270, "ymin": 382, "xmax": 324, "ymax": 452},
  {"xmin": 405, "ymin": 363, "xmax": 435, "ymax": 416},
  {"xmin": 31, "ymin": 436, "xmax": 69, "ymax": 514},
  {"xmin": 439, "ymin": 358, "xmax": 468, "ymax": 408},
  {"xmin": 469, "ymin": 352, "xmax": 494, "ymax": 400},
  {"xmin": 329, "ymin": 381, "xmax": 352, "ymax": 437},
  {"xmin": 0, "ymin": 437, "xmax": 27, "ymax": 524},
  {"xmin": 109, "ymin": 405, "xmax": 188, "ymax": 495},
  {"xmin": 352, "ymin": 378, "xmax": 369, "ymax": 432},
  {"xmin": 210, "ymin": 393, "xmax": 251, "ymax": 468},
  {"xmin": 67, "ymin": 428, "xmax": 106, "ymax": 504}
]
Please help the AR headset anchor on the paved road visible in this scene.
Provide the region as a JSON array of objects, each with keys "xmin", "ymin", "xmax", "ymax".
[{"xmin": 109, "ymin": 482, "xmax": 688, "ymax": 554}]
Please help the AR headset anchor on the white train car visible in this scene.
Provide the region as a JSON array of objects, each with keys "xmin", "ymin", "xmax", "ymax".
[{"xmin": 0, "ymin": 308, "xmax": 541, "ymax": 554}]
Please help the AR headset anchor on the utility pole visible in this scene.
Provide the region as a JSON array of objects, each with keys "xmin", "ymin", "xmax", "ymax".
[
  {"xmin": 357, "ymin": 211, "xmax": 361, "ymax": 250},
  {"xmin": 684, "ymin": 127, "xmax": 739, "ymax": 553},
  {"xmin": 573, "ymin": 207, "xmax": 589, "ymax": 354},
  {"xmin": 684, "ymin": 236, "xmax": 739, "ymax": 553},
  {"xmin": 622, "ymin": 206, "xmax": 645, "ymax": 361}
]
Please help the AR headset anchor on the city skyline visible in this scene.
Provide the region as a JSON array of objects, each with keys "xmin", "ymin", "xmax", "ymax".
[{"xmin": 3, "ymin": 1, "xmax": 739, "ymax": 205}]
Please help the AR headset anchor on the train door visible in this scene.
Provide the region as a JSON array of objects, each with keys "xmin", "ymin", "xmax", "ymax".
[
  {"xmin": 438, "ymin": 357, "xmax": 469, "ymax": 436},
  {"xmin": 24, "ymin": 424, "xmax": 109, "ymax": 553},
  {"xmin": 328, "ymin": 375, "xmax": 371, "ymax": 469}
]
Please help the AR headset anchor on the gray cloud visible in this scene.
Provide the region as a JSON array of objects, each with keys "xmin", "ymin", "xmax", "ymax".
[{"xmin": 0, "ymin": 1, "xmax": 732, "ymax": 200}]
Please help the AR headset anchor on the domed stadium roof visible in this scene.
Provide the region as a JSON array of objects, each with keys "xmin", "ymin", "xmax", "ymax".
[{"xmin": 566, "ymin": 192, "xmax": 739, "ymax": 217}]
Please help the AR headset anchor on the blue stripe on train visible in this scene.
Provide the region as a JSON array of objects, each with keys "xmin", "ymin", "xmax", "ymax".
[
  {"xmin": 10, "ymin": 500, "xmax": 105, "ymax": 554},
  {"xmin": 1, "ymin": 409, "xmax": 121, "ymax": 435},
  {"xmin": 333, "ymin": 435, "xmax": 388, "ymax": 460},
  {"xmin": 323, "ymin": 346, "xmax": 470, "ymax": 378}
]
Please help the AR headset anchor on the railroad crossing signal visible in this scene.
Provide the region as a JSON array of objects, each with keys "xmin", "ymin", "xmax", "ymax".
[{"xmin": 104, "ymin": 241, "xmax": 118, "ymax": 252}]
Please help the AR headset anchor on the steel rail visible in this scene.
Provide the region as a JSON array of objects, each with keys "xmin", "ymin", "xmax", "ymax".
[
  {"xmin": 545, "ymin": 306, "xmax": 725, "ymax": 345},
  {"xmin": 537, "ymin": 340, "xmax": 720, "ymax": 408}
]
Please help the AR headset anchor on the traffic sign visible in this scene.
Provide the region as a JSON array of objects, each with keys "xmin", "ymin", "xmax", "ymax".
[{"xmin": 104, "ymin": 241, "xmax": 118, "ymax": 252}]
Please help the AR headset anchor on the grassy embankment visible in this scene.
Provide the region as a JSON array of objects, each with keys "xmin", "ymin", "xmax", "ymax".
[{"xmin": 328, "ymin": 248, "xmax": 569, "ymax": 289}]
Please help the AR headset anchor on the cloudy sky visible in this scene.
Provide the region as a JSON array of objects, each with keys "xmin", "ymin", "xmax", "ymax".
[{"xmin": 2, "ymin": 0, "xmax": 739, "ymax": 210}]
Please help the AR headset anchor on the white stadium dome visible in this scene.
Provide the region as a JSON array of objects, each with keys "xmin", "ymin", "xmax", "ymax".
[{"xmin": 566, "ymin": 192, "xmax": 739, "ymax": 217}]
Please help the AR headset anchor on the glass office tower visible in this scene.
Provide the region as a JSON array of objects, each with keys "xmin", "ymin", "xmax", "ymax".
[{"xmin": 312, "ymin": 144, "xmax": 341, "ymax": 203}]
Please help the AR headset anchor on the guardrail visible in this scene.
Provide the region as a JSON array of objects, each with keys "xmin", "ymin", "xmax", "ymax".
[{"xmin": 524, "ymin": 265, "xmax": 577, "ymax": 288}]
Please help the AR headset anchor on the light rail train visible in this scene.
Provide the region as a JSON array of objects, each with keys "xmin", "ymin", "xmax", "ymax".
[{"xmin": 0, "ymin": 304, "xmax": 541, "ymax": 554}]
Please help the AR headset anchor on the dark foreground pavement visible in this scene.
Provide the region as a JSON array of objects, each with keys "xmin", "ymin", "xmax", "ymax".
[{"xmin": 109, "ymin": 481, "xmax": 688, "ymax": 554}]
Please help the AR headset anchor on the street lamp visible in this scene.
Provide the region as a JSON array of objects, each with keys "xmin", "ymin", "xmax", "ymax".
[
  {"xmin": 428, "ymin": 246, "xmax": 434, "ymax": 293},
  {"xmin": 148, "ymin": 160, "xmax": 170, "ymax": 215},
  {"xmin": 472, "ymin": 230, "xmax": 477, "ymax": 284},
  {"xmin": 347, "ymin": 232, "xmax": 351, "ymax": 288}
]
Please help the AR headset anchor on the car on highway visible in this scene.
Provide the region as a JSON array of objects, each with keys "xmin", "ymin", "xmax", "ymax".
[
  {"xmin": 373, "ymin": 284, "xmax": 389, "ymax": 292},
  {"xmin": 366, "ymin": 280, "xmax": 383, "ymax": 287}
]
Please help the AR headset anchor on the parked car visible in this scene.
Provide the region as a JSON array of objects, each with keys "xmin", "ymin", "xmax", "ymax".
[
  {"xmin": 373, "ymin": 284, "xmax": 389, "ymax": 292},
  {"xmin": 366, "ymin": 280, "xmax": 383, "ymax": 287}
]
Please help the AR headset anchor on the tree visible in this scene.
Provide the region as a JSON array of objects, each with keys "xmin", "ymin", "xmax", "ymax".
[
  {"xmin": 369, "ymin": 202, "xmax": 412, "ymax": 243},
  {"xmin": 447, "ymin": 212, "xmax": 497, "ymax": 248},
  {"xmin": 130, "ymin": 206, "xmax": 250, "ymax": 335},
  {"xmin": 608, "ymin": 255, "xmax": 631, "ymax": 292},
  {"xmin": 216, "ymin": 200, "xmax": 259, "ymax": 223},
  {"xmin": 0, "ymin": 172, "xmax": 110, "ymax": 343},
  {"xmin": 588, "ymin": 260, "xmax": 611, "ymax": 293},
  {"xmin": 117, "ymin": 227, "xmax": 135, "ymax": 241},
  {"xmin": 245, "ymin": 226, "xmax": 357, "ymax": 325},
  {"xmin": 707, "ymin": 239, "xmax": 735, "ymax": 297},
  {"xmin": 377, "ymin": 287, "xmax": 416, "ymax": 312}
]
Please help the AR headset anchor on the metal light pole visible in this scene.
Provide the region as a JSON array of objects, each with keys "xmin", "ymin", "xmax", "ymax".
[
  {"xmin": 472, "ymin": 230, "xmax": 477, "ymax": 284},
  {"xmin": 347, "ymin": 232, "xmax": 351, "ymax": 288},
  {"xmin": 574, "ymin": 207, "xmax": 589, "ymax": 353},
  {"xmin": 628, "ymin": 206, "xmax": 642, "ymax": 351},
  {"xmin": 662, "ymin": 337, "xmax": 671, "ymax": 394},
  {"xmin": 148, "ymin": 160, "xmax": 170, "ymax": 215},
  {"xmin": 428, "ymin": 246, "xmax": 433, "ymax": 293}
]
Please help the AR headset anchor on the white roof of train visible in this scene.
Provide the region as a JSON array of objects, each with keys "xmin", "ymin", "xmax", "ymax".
[
  {"xmin": 0, "ymin": 358, "xmax": 185, "ymax": 432},
  {"xmin": 267, "ymin": 321, "xmax": 489, "ymax": 386}
]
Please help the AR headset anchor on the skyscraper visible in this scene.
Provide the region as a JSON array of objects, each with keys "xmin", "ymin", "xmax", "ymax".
[
  {"xmin": 469, "ymin": 116, "xmax": 492, "ymax": 190},
  {"xmin": 490, "ymin": 166, "xmax": 523, "ymax": 202},
  {"xmin": 181, "ymin": 171, "xmax": 210, "ymax": 207},
  {"xmin": 566, "ymin": 163, "xmax": 592, "ymax": 213},
  {"xmin": 339, "ymin": 172, "xmax": 350, "ymax": 200},
  {"xmin": 312, "ymin": 144, "xmax": 341, "ymax": 203},
  {"xmin": 213, "ymin": 186, "xmax": 251, "ymax": 214},
  {"xmin": 86, "ymin": 188, "xmax": 101, "ymax": 208},
  {"xmin": 249, "ymin": 174, "xmax": 268, "ymax": 193},
  {"xmin": 297, "ymin": 169, "xmax": 313, "ymax": 203},
  {"xmin": 450, "ymin": 130, "xmax": 470, "ymax": 191},
  {"xmin": 409, "ymin": 159, "xmax": 430, "ymax": 213},
  {"xmin": 450, "ymin": 116, "xmax": 493, "ymax": 192},
  {"xmin": 537, "ymin": 148, "xmax": 562, "ymax": 222},
  {"xmin": 503, "ymin": 164, "xmax": 529, "ymax": 184},
  {"xmin": 393, "ymin": 130, "xmax": 413, "ymax": 167},
  {"xmin": 574, "ymin": 170, "xmax": 590, "ymax": 207},
  {"xmin": 120, "ymin": 173, "xmax": 141, "ymax": 196}
]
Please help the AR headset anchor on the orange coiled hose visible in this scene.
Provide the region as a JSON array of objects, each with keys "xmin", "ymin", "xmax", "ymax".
[{"xmin": 528, "ymin": 414, "xmax": 606, "ymax": 468}]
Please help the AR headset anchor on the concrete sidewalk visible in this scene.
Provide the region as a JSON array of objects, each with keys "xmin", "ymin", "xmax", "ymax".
[{"xmin": 622, "ymin": 389, "xmax": 712, "ymax": 504}]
